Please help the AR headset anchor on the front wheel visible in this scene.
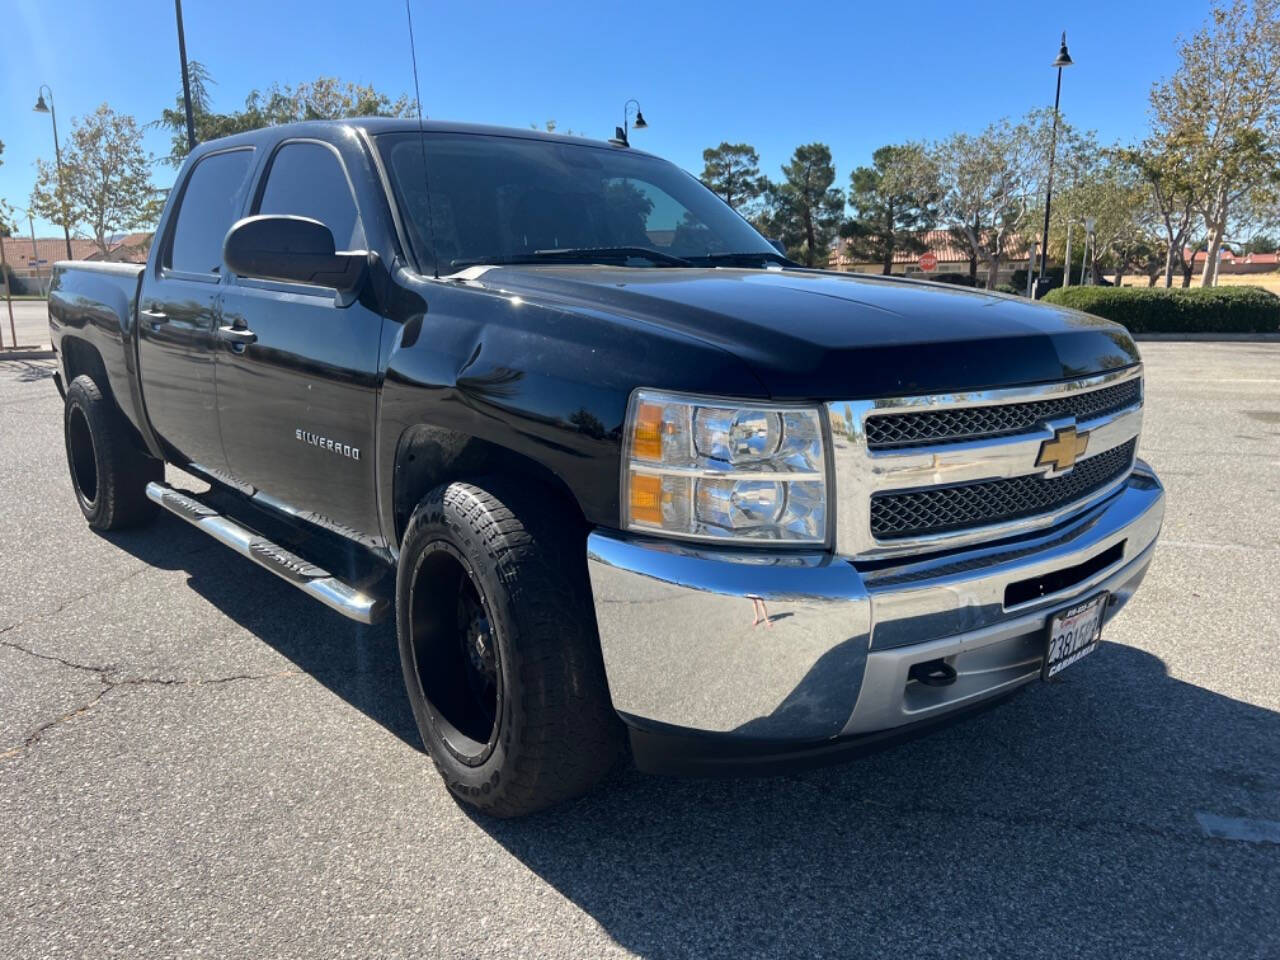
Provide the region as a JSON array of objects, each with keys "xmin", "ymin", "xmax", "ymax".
[
  {"xmin": 396, "ymin": 480, "xmax": 623, "ymax": 818},
  {"xmin": 63, "ymin": 374, "xmax": 162, "ymax": 531}
]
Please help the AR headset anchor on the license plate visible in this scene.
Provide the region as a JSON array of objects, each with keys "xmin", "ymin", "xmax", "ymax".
[{"xmin": 1042, "ymin": 592, "xmax": 1108, "ymax": 680}]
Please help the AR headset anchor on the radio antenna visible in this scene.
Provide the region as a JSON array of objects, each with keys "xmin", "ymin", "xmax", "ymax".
[{"xmin": 404, "ymin": 0, "xmax": 439, "ymax": 278}]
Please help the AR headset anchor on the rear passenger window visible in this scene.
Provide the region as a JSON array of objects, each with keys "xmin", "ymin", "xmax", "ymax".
[
  {"xmin": 167, "ymin": 149, "xmax": 254, "ymax": 276},
  {"xmin": 256, "ymin": 142, "xmax": 364, "ymax": 250}
]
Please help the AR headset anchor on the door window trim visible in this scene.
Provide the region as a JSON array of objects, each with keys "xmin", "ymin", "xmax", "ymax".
[{"xmin": 158, "ymin": 146, "xmax": 256, "ymax": 285}]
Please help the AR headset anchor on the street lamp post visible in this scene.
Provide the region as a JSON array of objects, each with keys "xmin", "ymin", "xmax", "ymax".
[
  {"xmin": 27, "ymin": 211, "xmax": 45, "ymax": 296},
  {"xmin": 33, "ymin": 85, "xmax": 75, "ymax": 261},
  {"xmin": 615, "ymin": 99, "xmax": 648, "ymax": 146},
  {"xmin": 1034, "ymin": 33, "xmax": 1073, "ymax": 300},
  {"xmin": 0, "ymin": 230, "xmax": 14, "ymax": 349},
  {"xmin": 174, "ymin": 0, "xmax": 197, "ymax": 153}
]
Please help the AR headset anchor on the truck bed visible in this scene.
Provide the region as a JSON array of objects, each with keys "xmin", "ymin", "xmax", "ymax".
[{"xmin": 48, "ymin": 260, "xmax": 146, "ymax": 436}]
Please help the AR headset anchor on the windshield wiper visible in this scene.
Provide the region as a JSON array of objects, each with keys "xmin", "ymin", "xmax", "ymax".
[
  {"xmin": 531, "ymin": 246, "xmax": 692, "ymax": 267},
  {"xmin": 447, "ymin": 247, "xmax": 693, "ymax": 272},
  {"xmin": 690, "ymin": 251, "xmax": 796, "ymax": 267}
]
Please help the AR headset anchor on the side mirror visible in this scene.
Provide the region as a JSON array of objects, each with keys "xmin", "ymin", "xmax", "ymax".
[{"xmin": 223, "ymin": 215, "xmax": 367, "ymax": 294}]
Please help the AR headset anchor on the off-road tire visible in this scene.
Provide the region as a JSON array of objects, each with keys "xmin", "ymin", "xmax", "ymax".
[
  {"xmin": 396, "ymin": 479, "xmax": 623, "ymax": 817},
  {"xmin": 63, "ymin": 374, "xmax": 162, "ymax": 530}
]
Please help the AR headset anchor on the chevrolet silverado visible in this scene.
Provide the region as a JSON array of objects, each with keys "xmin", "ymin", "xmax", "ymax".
[{"xmin": 48, "ymin": 120, "xmax": 1164, "ymax": 816}]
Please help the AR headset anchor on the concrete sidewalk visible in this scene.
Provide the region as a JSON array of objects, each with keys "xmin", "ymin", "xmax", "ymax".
[{"xmin": 1, "ymin": 299, "xmax": 51, "ymax": 352}]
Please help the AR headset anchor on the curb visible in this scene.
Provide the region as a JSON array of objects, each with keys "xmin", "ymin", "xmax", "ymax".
[
  {"xmin": 0, "ymin": 349, "xmax": 56, "ymax": 361},
  {"xmin": 1132, "ymin": 333, "xmax": 1280, "ymax": 342}
]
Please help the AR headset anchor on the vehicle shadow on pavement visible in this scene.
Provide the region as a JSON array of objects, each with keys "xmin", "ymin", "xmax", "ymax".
[
  {"xmin": 100, "ymin": 513, "xmax": 419, "ymax": 749},
  {"xmin": 100, "ymin": 515, "xmax": 1279, "ymax": 957},
  {"xmin": 475, "ymin": 645, "xmax": 1280, "ymax": 959}
]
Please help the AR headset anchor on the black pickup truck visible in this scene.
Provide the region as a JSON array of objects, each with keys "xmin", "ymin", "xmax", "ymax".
[{"xmin": 49, "ymin": 119, "xmax": 1164, "ymax": 816}]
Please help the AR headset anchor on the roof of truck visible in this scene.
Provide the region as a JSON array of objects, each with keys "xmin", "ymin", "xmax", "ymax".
[{"xmin": 187, "ymin": 118, "xmax": 658, "ymax": 159}]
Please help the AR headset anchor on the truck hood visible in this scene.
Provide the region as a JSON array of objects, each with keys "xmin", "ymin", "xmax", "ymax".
[{"xmin": 468, "ymin": 265, "xmax": 1139, "ymax": 399}]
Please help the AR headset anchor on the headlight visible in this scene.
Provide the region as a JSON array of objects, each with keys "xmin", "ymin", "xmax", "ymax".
[{"xmin": 621, "ymin": 389, "xmax": 828, "ymax": 544}]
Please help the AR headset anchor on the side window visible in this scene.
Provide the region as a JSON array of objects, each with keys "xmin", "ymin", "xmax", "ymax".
[
  {"xmin": 167, "ymin": 149, "xmax": 255, "ymax": 276},
  {"xmin": 256, "ymin": 142, "xmax": 364, "ymax": 251}
]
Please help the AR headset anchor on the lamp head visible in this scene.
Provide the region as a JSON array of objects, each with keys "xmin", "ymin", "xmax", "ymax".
[
  {"xmin": 1052, "ymin": 32, "xmax": 1074, "ymax": 68},
  {"xmin": 633, "ymin": 109, "xmax": 647, "ymax": 130},
  {"xmin": 33, "ymin": 93, "xmax": 49, "ymax": 113}
]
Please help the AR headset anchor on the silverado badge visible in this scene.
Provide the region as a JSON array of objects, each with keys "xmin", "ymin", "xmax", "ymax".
[
  {"xmin": 296, "ymin": 428, "xmax": 360, "ymax": 461},
  {"xmin": 1036, "ymin": 425, "xmax": 1089, "ymax": 474}
]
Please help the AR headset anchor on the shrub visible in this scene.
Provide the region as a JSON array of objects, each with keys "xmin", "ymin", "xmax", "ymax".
[
  {"xmin": 1041, "ymin": 285, "xmax": 1280, "ymax": 333},
  {"xmin": 1011, "ymin": 265, "xmax": 1064, "ymax": 292},
  {"xmin": 993, "ymin": 283, "xmax": 1022, "ymax": 296},
  {"xmin": 930, "ymin": 272, "xmax": 979, "ymax": 287}
]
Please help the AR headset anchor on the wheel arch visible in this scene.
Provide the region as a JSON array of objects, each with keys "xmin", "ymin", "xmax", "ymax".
[
  {"xmin": 60, "ymin": 336, "xmax": 157, "ymax": 458},
  {"xmin": 60, "ymin": 336, "xmax": 113, "ymax": 403},
  {"xmin": 391, "ymin": 423, "xmax": 589, "ymax": 550}
]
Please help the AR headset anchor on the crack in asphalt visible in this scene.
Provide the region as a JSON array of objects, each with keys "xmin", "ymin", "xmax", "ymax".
[
  {"xmin": 0, "ymin": 536, "xmax": 216, "ymax": 640},
  {"xmin": 2, "ymin": 687, "xmax": 113, "ymax": 763},
  {"xmin": 0, "ymin": 561, "xmax": 154, "ymax": 639},
  {"xmin": 0, "ymin": 636, "xmax": 115, "ymax": 676},
  {"xmin": 0, "ymin": 637, "xmax": 300, "ymax": 763}
]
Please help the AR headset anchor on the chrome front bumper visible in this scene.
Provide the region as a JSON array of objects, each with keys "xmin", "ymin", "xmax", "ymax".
[{"xmin": 587, "ymin": 462, "xmax": 1164, "ymax": 760}]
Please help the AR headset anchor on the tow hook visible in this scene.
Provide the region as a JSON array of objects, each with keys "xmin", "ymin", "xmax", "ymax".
[{"xmin": 908, "ymin": 658, "xmax": 957, "ymax": 687}]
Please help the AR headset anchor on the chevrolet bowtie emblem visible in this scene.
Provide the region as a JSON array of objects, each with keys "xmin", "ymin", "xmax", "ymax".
[{"xmin": 1036, "ymin": 425, "xmax": 1090, "ymax": 473}]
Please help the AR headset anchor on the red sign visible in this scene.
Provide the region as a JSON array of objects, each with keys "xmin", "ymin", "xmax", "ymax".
[{"xmin": 918, "ymin": 252, "xmax": 937, "ymax": 272}]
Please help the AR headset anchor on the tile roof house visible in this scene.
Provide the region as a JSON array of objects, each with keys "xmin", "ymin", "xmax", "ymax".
[
  {"xmin": 830, "ymin": 229, "xmax": 1032, "ymax": 280},
  {"xmin": 1186, "ymin": 247, "xmax": 1279, "ymax": 272},
  {"xmin": 0, "ymin": 236, "xmax": 102, "ymax": 272},
  {"xmin": 0, "ymin": 233, "xmax": 155, "ymax": 274}
]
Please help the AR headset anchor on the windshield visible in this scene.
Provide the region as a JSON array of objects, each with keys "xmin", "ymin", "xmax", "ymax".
[{"xmin": 375, "ymin": 131, "xmax": 777, "ymax": 273}]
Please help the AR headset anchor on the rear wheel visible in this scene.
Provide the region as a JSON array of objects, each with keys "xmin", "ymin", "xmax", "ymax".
[
  {"xmin": 63, "ymin": 374, "xmax": 162, "ymax": 530},
  {"xmin": 396, "ymin": 480, "xmax": 623, "ymax": 817}
]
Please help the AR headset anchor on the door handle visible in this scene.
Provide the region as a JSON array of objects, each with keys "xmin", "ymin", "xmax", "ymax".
[
  {"xmin": 217, "ymin": 324, "xmax": 257, "ymax": 347},
  {"xmin": 140, "ymin": 308, "xmax": 168, "ymax": 328}
]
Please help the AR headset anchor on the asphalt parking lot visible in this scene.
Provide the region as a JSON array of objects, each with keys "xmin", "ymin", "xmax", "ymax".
[{"xmin": 2, "ymin": 343, "xmax": 1277, "ymax": 959}]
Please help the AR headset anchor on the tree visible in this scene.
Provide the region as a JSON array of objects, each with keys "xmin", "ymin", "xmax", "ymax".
[
  {"xmin": 700, "ymin": 143, "xmax": 768, "ymax": 215},
  {"xmin": 157, "ymin": 63, "xmax": 415, "ymax": 165},
  {"xmin": 841, "ymin": 142, "xmax": 938, "ymax": 274},
  {"xmin": 1123, "ymin": 140, "xmax": 1202, "ymax": 287},
  {"xmin": 771, "ymin": 144, "xmax": 844, "ymax": 266},
  {"xmin": 1052, "ymin": 147, "xmax": 1152, "ymax": 284},
  {"xmin": 1148, "ymin": 0, "xmax": 1280, "ymax": 285},
  {"xmin": 0, "ymin": 194, "xmax": 13, "ymax": 239},
  {"xmin": 935, "ymin": 114, "xmax": 1048, "ymax": 289},
  {"xmin": 0, "ymin": 140, "xmax": 11, "ymax": 238},
  {"xmin": 29, "ymin": 105, "xmax": 160, "ymax": 255},
  {"xmin": 530, "ymin": 120, "xmax": 578, "ymax": 136},
  {"xmin": 1243, "ymin": 233, "xmax": 1278, "ymax": 254}
]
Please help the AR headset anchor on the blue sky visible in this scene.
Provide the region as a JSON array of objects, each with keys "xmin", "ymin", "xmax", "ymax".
[{"xmin": 3, "ymin": 0, "xmax": 1207, "ymax": 236}]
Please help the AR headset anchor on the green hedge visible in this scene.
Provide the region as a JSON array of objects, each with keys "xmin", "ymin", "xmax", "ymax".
[{"xmin": 1041, "ymin": 285, "xmax": 1280, "ymax": 333}]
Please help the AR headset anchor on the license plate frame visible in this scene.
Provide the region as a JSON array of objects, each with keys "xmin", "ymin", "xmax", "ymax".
[{"xmin": 1042, "ymin": 592, "xmax": 1109, "ymax": 681}]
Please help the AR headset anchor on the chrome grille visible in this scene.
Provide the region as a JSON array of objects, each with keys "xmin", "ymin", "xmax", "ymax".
[
  {"xmin": 870, "ymin": 439, "xmax": 1137, "ymax": 539},
  {"xmin": 864, "ymin": 375, "xmax": 1141, "ymax": 450},
  {"xmin": 827, "ymin": 366, "xmax": 1146, "ymax": 559}
]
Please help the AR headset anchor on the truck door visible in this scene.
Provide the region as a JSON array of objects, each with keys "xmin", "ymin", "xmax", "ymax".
[
  {"xmin": 215, "ymin": 138, "xmax": 385, "ymax": 544},
  {"xmin": 138, "ymin": 147, "xmax": 256, "ymax": 474}
]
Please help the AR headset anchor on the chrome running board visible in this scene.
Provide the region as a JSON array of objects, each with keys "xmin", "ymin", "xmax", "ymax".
[{"xmin": 146, "ymin": 481, "xmax": 389, "ymax": 625}]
